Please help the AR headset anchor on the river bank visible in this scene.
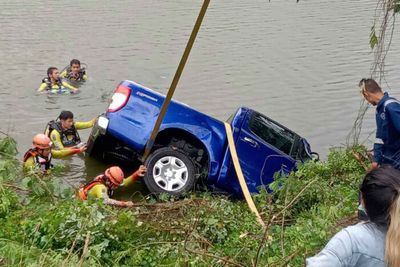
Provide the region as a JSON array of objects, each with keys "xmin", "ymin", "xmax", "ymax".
[{"xmin": 0, "ymin": 135, "xmax": 367, "ymax": 266}]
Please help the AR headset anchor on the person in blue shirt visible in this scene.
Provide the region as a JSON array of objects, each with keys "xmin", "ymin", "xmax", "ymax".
[
  {"xmin": 359, "ymin": 78, "xmax": 400, "ymax": 170},
  {"xmin": 307, "ymin": 165, "xmax": 400, "ymax": 267}
]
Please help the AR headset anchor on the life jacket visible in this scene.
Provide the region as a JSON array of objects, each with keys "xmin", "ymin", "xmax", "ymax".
[
  {"xmin": 23, "ymin": 148, "xmax": 53, "ymax": 171},
  {"xmin": 46, "ymin": 120, "xmax": 81, "ymax": 147},
  {"xmin": 78, "ymin": 174, "xmax": 113, "ymax": 200},
  {"xmin": 41, "ymin": 77, "xmax": 64, "ymax": 91},
  {"xmin": 64, "ymin": 66, "xmax": 86, "ymax": 82}
]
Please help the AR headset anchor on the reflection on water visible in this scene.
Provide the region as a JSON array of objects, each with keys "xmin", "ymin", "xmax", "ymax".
[{"xmin": 1, "ymin": 0, "xmax": 400, "ymax": 186}]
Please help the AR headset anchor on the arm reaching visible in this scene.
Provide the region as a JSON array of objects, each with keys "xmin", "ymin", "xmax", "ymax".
[
  {"xmin": 50, "ymin": 129, "xmax": 86, "ymax": 158},
  {"xmin": 86, "ymin": 184, "xmax": 133, "ymax": 207},
  {"xmin": 75, "ymin": 118, "xmax": 97, "ymax": 129},
  {"xmin": 122, "ymin": 165, "xmax": 147, "ymax": 187},
  {"xmin": 61, "ymin": 80, "xmax": 78, "ymax": 93},
  {"xmin": 103, "ymin": 198, "xmax": 134, "ymax": 207},
  {"xmin": 52, "ymin": 146, "xmax": 85, "ymax": 159}
]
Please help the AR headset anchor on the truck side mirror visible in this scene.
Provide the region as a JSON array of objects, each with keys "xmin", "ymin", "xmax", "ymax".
[{"xmin": 299, "ymin": 138, "xmax": 319, "ymax": 162}]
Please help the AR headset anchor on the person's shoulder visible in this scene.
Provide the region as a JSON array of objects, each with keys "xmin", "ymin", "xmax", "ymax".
[
  {"xmin": 89, "ymin": 183, "xmax": 108, "ymax": 198},
  {"xmin": 49, "ymin": 129, "xmax": 61, "ymax": 144},
  {"xmin": 91, "ymin": 183, "xmax": 108, "ymax": 193},
  {"xmin": 38, "ymin": 81, "xmax": 48, "ymax": 91},
  {"xmin": 23, "ymin": 154, "xmax": 34, "ymax": 163},
  {"xmin": 92, "ymin": 183, "xmax": 106, "ymax": 188},
  {"xmin": 23, "ymin": 156, "xmax": 35, "ymax": 170},
  {"xmin": 343, "ymin": 223, "xmax": 386, "ymax": 244},
  {"xmin": 345, "ymin": 222, "xmax": 382, "ymax": 233},
  {"xmin": 384, "ymin": 97, "xmax": 400, "ymax": 108},
  {"xmin": 60, "ymin": 70, "xmax": 67, "ymax": 77},
  {"xmin": 50, "ymin": 128, "xmax": 61, "ymax": 136},
  {"xmin": 383, "ymin": 100, "xmax": 400, "ymax": 117}
]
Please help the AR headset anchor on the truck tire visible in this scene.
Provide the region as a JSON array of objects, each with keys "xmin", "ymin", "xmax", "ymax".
[{"xmin": 144, "ymin": 147, "xmax": 196, "ymax": 195}]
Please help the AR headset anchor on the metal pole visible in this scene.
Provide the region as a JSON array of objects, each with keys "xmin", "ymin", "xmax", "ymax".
[{"xmin": 142, "ymin": 0, "xmax": 210, "ymax": 161}]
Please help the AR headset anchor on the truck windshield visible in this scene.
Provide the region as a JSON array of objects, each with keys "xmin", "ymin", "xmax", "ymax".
[{"xmin": 249, "ymin": 112, "xmax": 296, "ymax": 155}]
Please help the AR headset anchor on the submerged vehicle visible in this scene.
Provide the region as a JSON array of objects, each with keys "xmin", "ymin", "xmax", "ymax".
[{"xmin": 87, "ymin": 80, "xmax": 317, "ymax": 197}]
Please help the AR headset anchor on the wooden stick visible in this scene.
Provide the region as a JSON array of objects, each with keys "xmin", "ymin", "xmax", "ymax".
[
  {"xmin": 78, "ymin": 232, "xmax": 90, "ymax": 267},
  {"xmin": 185, "ymin": 247, "xmax": 246, "ymax": 267},
  {"xmin": 351, "ymin": 150, "xmax": 369, "ymax": 171}
]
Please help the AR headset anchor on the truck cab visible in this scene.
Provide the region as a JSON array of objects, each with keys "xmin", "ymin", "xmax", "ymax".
[{"xmin": 216, "ymin": 109, "xmax": 313, "ymax": 196}]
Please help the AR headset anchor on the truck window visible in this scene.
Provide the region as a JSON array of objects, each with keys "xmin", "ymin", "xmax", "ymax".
[{"xmin": 249, "ymin": 113, "xmax": 295, "ymax": 155}]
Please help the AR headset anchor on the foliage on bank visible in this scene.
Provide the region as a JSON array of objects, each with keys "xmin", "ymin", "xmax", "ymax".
[{"xmin": 0, "ymin": 135, "xmax": 366, "ymax": 266}]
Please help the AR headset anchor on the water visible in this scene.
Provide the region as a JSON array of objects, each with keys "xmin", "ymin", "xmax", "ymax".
[{"xmin": 1, "ymin": 0, "xmax": 400, "ymax": 187}]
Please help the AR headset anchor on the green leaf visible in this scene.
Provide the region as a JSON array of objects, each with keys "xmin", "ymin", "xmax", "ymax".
[
  {"xmin": 370, "ymin": 28, "xmax": 378, "ymax": 49},
  {"xmin": 394, "ymin": 1, "xmax": 400, "ymax": 13}
]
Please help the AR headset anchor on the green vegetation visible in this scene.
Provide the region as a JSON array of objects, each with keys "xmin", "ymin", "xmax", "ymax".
[
  {"xmin": 369, "ymin": 0, "xmax": 400, "ymax": 49},
  {"xmin": 0, "ymin": 135, "xmax": 366, "ymax": 266}
]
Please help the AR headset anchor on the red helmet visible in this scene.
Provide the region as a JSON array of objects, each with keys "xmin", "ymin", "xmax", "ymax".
[
  {"xmin": 105, "ymin": 166, "xmax": 124, "ymax": 186},
  {"xmin": 33, "ymin": 134, "xmax": 52, "ymax": 150}
]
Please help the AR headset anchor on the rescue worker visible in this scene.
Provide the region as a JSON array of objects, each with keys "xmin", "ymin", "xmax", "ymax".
[
  {"xmin": 359, "ymin": 78, "xmax": 400, "ymax": 170},
  {"xmin": 38, "ymin": 67, "xmax": 78, "ymax": 94},
  {"xmin": 60, "ymin": 59, "xmax": 87, "ymax": 83},
  {"xmin": 23, "ymin": 133, "xmax": 86, "ymax": 174},
  {"xmin": 78, "ymin": 165, "xmax": 147, "ymax": 207},
  {"xmin": 46, "ymin": 110, "xmax": 96, "ymax": 155}
]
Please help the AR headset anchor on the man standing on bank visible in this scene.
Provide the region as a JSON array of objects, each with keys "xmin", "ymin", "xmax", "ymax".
[{"xmin": 359, "ymin": 78, "xmax": 400, "ymax": 170}]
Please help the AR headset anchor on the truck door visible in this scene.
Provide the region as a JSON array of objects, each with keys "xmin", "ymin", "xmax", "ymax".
[{"xmin": 232, "ymin": 111, "xmax": 297, "ymax": 193}]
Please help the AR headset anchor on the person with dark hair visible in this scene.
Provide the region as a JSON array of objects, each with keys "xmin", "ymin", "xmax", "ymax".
[
  {"xmin": 38, "ymin": 67, "xmax": 78, "ymax": 93},
  {"xmin": 60, "ymin": 59, "xmax": 87, "ymax": 83},
  {"xmin": 307, "ymin": 165, "xmax": 400, "ymax": 266},
  {"xmin": 78, "ymin": 165, "xmax": 147, "ymax": 207},
  {"xmin": 45, "ymin": 110, "xmax": 96, "ymax": 156},
  {"xmin": 359, "ymin": 78, "xmax": 400, "ymax": 170}
]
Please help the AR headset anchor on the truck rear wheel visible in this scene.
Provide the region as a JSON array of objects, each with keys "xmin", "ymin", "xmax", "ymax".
[{"xmin": 144, "ymin": 147, "xmax": 196, "ymax": 195}]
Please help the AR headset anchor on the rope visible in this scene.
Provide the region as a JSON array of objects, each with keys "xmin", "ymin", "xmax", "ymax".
[
  {"xmin": 142, "ymin": 0, "xmax": 210, "ymax": 161},
  {"xmin": 224, "ymin": 122, "xmax": 265, "ymax": 228}
]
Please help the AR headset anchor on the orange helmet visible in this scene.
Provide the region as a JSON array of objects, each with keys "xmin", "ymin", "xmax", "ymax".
[
  {"xmin": 32, "ymin": 134, "xmax": 52, "ymax": 150},
  {"xmin": 105, "ymin": 166, "xmax": 124, "ymax": 186}
]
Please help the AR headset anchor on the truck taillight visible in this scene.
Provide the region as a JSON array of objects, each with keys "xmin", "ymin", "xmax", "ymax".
[{"xmin": 107, "ymin": 85, "xmax": 131, "ymax": 112}]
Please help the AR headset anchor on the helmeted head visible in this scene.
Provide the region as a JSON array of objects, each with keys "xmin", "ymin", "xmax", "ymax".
[
  {"xmin": 32, "ymin": 134, "xmax": 52, "ymax": 157},
  {"xmin": 33, "ymin": 134, "xmax": 51, "ymax": 149},
  {"xmin": 105, "ymin": 166, "xmax": 124, "ymax": 188}
]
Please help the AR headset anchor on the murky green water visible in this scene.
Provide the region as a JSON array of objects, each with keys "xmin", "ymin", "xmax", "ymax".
[{"xmin": 1, "ymin": 0, "xmax": 400, "ymax": 189}]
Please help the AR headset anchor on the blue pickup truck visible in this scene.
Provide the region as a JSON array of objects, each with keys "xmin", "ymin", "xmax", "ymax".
[{"xmin": 87, "ymin": 80, "xmax": 316, "ymax": 197}]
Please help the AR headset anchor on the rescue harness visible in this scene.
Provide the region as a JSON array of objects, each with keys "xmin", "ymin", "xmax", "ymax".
[
  {"xmin": 78, "ymin": 174, "xmax": 114, "ymax": 200},
  {"xmin": 46, "ymin": 120, "xmax": 81, "ymax": 147},
  {"xmin": 63, "ymin": 66, "xmax": 86, "ymax": 82},
  {"xmin": 23, "ymin": 148, "xmax": 53, "ymax": 171},
  {"xmin": 41, "ymin": 77, "xmax": 63, "ymax": 91}
]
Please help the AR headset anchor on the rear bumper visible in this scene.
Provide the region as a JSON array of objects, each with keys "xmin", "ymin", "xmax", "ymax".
[{"xmin": 86, "ymin": 115, "xmax": 109, "ymax": 155}]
